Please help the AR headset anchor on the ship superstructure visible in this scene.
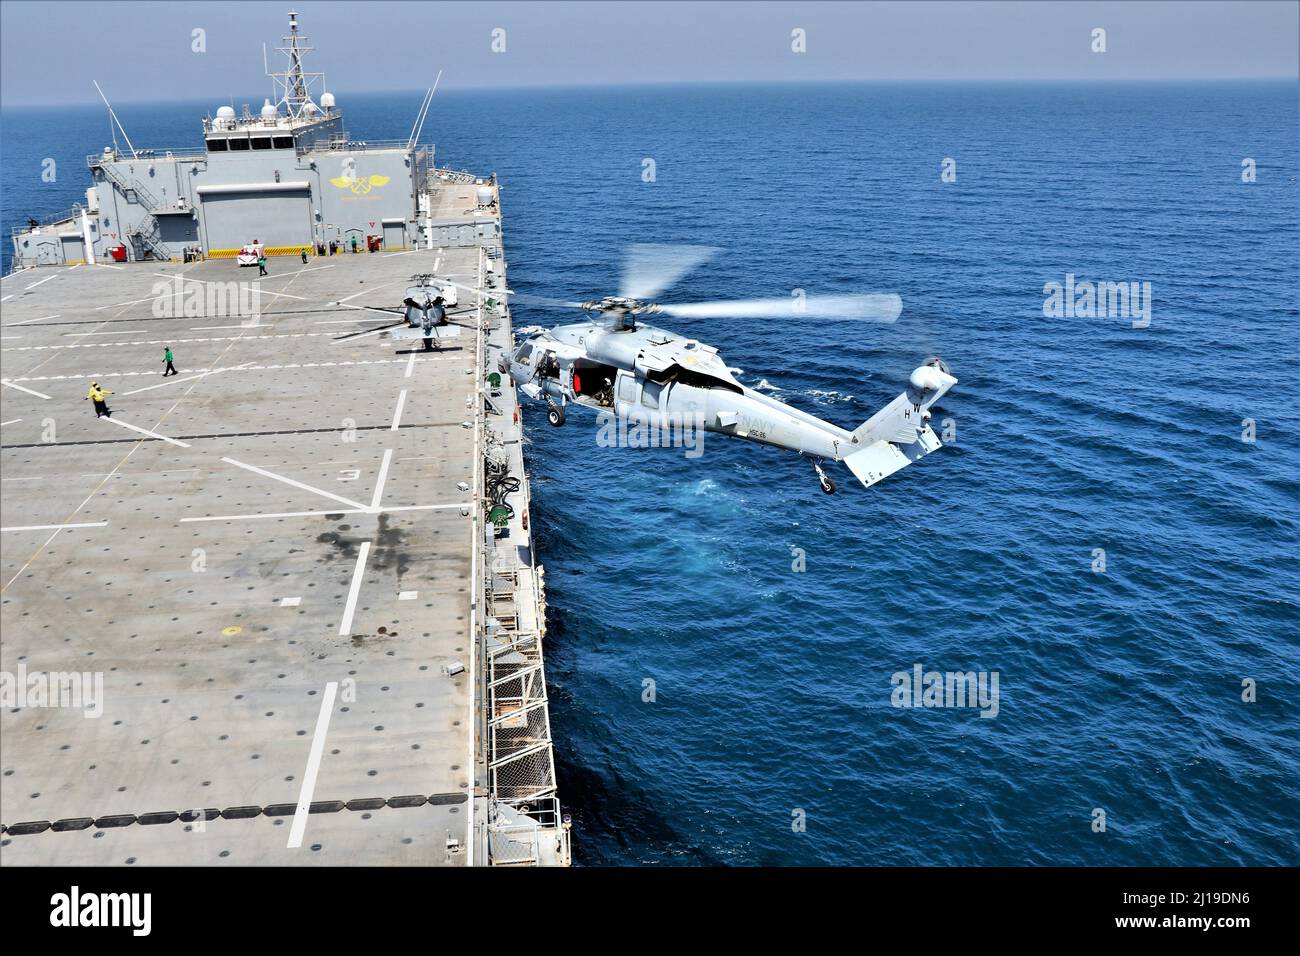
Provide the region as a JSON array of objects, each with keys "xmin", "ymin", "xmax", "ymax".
[{"xmin": 10, "ymin": 10, "xmax": 497, "ymax": 269}]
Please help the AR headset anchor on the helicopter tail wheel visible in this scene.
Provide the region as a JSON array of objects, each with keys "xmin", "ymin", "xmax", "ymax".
[
  {"xmin": 546, "ymin": 404, "xmax": 566, "ymax": 427},
  {"xmin": 813, "ymin": 459, "xmax": 836, "ymax": 495}
]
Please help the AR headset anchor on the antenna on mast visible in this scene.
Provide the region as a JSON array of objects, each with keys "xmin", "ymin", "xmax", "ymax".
[
  {"xmin": 92, "ymin": 80, "xmax": 137, "ymax": 158},
  {"xmin": 406, "ymin": 70, "xmax": 442, "ymax": 151},
  {"xmin": 267, "ymin": 9, "xmax": 326, "ymax": 120}
]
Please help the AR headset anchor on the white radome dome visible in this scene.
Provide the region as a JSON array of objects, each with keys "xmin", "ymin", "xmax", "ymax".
[
  {"xmin": 260, "ymin": 99, "xmax": 278, "ymax": 120},
  {"xmin": 320, "ymin": 92, "xmax": 335, "ymax": 109}
]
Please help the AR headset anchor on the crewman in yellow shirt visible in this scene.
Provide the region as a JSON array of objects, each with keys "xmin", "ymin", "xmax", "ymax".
[{"xmin": 86, "ymin": 383, "xmax": 113, "ymax": 418}]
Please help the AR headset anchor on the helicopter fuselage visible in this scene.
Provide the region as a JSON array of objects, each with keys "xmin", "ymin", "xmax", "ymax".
[{"xmin": 507, "ymin": 318, "xmax": 867, "ymax": 462}]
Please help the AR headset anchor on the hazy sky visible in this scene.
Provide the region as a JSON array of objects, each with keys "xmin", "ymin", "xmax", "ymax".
[{"xmin": 2, "ymin": 0, "xmax": 1297, "ymax": 106}]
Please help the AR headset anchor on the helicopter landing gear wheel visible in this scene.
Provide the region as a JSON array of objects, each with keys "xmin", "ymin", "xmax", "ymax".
[
  {"xmin": 813, "ymin": 459, "xmax": 836, "ymax": 495},
  {"xmin": 546, "ymin": 404, "xmax": 566, "ymax": 427}
]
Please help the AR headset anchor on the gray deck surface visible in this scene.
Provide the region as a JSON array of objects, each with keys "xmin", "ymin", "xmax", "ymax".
[{"xmin": 0, "ymin": 247, "xmax": 484, "ymax": 865}]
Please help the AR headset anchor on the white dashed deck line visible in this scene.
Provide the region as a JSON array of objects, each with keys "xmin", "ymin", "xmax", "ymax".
[
  {"xmin": 0, "ymin": 295, "xmax": 14, "ymax": 303},
  {"xmin": 280, "ymin": 596, "xmax": 302, "ymax": 607},
  {"xmin": 4, "ymin": 330, "xmax": 346, "ymax": 352},
  {"xmin": 24, "ymin": 275, "xmax": 58, "ymax": 290},
  {"xmin": 286, "ymin": 680, "xmax": 339, "ymax": 850},
  {"xmin": 398, "ymin": 590, "xmax": 418, "ymax": 601},
  {"xmin": 404, "ymin": 352, "xmax": 417, "ymax": 377},
  {"xmin": 0, "ymin": 419, "xmax": 21, "ymax": 426},
  {"xmin": 64, "ymin": 329, "xmax": 147, "ymax": 337},
  {"xmin": 7, "ymin": 356, "xmax": 456, "ymax": 383}
]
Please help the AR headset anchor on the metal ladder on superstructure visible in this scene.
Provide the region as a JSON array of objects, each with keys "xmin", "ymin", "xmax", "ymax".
[{"xmin": 93, "ymin": 160, "xmax": 172, "ymax": 262}]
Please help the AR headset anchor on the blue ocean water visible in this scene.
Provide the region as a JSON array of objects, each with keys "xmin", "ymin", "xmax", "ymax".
[{"xmin": 3, "ymin": 82, "xmax": 1297, "ymax": 865}]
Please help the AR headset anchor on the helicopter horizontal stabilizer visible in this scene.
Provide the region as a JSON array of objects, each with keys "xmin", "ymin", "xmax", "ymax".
[
  {"xmin": 391, "ymin": 326, "xmax": 462, "ymax": 341},
  {"xmin": 842, "ymin": 428, "xmax": 943, "ymax": 489}
]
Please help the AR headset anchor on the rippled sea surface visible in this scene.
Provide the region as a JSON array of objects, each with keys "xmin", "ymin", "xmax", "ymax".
[{"xmin": 4, "ymin": 82, "xmax": 1297, "ymax": 865}]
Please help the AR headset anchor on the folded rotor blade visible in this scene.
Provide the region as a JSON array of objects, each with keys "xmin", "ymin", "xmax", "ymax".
[{"xmin": 659, "ymin": 293, "xmax": 903, "ymax": 322}]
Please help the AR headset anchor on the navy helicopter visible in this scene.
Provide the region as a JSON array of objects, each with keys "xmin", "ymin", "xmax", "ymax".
[
  {"xmin": 391, "ymin": 274, "xmax": 463, "ymax": 349},
  {"xmin": 467, "ymin": 245, "xmax": 956, "ymax": 494}
]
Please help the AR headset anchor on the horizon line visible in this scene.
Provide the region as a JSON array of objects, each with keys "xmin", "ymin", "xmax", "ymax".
[{"xmin": 3, "ymin": 74, "xmax": 1296, "ymax": 110}]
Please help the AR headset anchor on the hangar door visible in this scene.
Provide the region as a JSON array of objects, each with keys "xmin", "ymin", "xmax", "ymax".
[{"xmin": 199, "ymin": 188, "xmax": 312, "ymax": 252}]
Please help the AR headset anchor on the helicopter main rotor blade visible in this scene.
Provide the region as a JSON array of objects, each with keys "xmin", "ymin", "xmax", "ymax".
[
  {"xmin": 658, "ymin": 293, "xmax": 903, "ymax": 322},
  {"xmin": 441, "ymin": 279, "xmax": 582, "ymax": 310},
  {"xmin": 620, "ymin": 244, "xmax": 720, "ymax": 301}
]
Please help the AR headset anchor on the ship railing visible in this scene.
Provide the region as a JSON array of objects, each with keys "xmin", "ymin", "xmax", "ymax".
[
  {"xmin": 300, "ymin": 136, "xmax": 433, "ymax": 156},
  {"xmin": 86, "ymin": 149, "xmax": 206, "ymax": 168},
  {"xmin": 11, "ymin": 204, "xmax": 83, "ymax": 237},
  {"xmin": 435, "ymin": 167, "xmax": 493, "ymax": 185},
  {"xmin": 486, "ymin": 797, "xmax": 570, "ymax": 866}
]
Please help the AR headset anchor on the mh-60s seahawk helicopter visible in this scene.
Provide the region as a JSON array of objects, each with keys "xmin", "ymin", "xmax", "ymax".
[{"xmin": 460, "ymin": 245, "xmax": 957, "ymax": 494}]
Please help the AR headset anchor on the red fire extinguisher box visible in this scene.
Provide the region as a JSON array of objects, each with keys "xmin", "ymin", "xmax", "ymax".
[{"xmin": 109, "ymin": 245, "xmax": 128, "ymax": 262}]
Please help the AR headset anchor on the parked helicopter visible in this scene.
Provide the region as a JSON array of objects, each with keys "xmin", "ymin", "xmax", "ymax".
[
  {"xmin": 454, "ymin": 245, "xmax": 955, "ymax": 494},
  {"xmin": 391, "ymin": 274, "xmax": 463, "ymax": 349}
]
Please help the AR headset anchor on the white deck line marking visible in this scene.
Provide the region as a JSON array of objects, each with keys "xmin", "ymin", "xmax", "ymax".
[
  {"xmin": 338, "ymin": 541, "xmax": 371, "ymax": 637},
  {"xmin": 181, "ymin": 508, "xmax": 366, "ymax": 523},
  {"xmin": 0, "ymin": 295, "xmax": 13, "ymax": 303},
  {"xmin": 24, "ymin": 275, "xmax": 58, "ymax": 290},
  {"xmin": 0, "ymin": 419, "xmax": 21, "ymax": 426},
  {"xmin": 280, "ymin": 596, "xmax": 302, "ymax": 607},
  {"xmin": 286, "ymin": 680, "xmax": 339, "ymax": 850},
  {"xmin": 64, "ymin": 329, "xmax": 146, "ymax": 336},
  {"xmin": 383, "ymin": 250, "xmax": 416, "ymax": 257},
  {"xmin": 0, "ymin": 380, "xmax": 51, "ymax": 399},
  {"xmin": 103, "ymin": 417, "xmax": 192, "ymax": 447},
  {"xmin": 121, "ymin": 362, "xmax": 254, "ymax": 395},
  {"xmin": 96, "ymin": 263, "xmax": 124, "ymax": 269},
  {"xmin": 221, "ymin": 456, "xmax": 370, "ymax": 511},
  {"xmin": 433, "ymin": 257, "xmax": 441, "ymax": 271},
  {"xmin": 336, "ymin": 280, "xmax": 403, "ymax": 305},
  {"xmin": 391, "ymin": 390, "xmax": 408, "ymax": 430},
  {"xmin": 9, "ymin": 357, "xmax": 455, "ymax": 383},
  {"xmin": 3, "ymin": 314, "xmax": 60, "ymax": 326},
  {"xmin": 382, "ymin": 502, "xmax": 473, "ymax": 513},
  {"xmin": 398, "ymin": 590, "xmax": 418, "ymax": 600},
  {"xmin": 371, "ymin": 449, "xmax": 394, "ymax": 510},
  {"xmin": 190, "ymin": 325, "xmax": 252, "ymax": 331},
  {"xmin": 0, "ymin": 268, "xmax": 34, "ymax": 282},
  {"xmin": 404, "ymin": 352, "xmax": 416, "ymax": 377},
  {"xmin": 1, "ymin": 521, "xmax": 108, "ymax": 532}
]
